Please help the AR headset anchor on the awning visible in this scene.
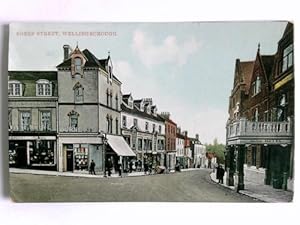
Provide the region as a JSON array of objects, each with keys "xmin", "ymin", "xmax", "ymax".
[{"xmin": 106, "ymin": 134, "xmax": 136, "ymax": 157}]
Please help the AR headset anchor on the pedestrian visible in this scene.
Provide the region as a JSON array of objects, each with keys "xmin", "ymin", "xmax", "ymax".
[
  {"xmin": 216, "ymin": 164, "xmax": 221, "ymax": 183},
  {"xmin": 107, "ymin": 158, "xmax": 112, "ymax": 177},
  {"xmin": 89, "ymin": 160, "xmax": 96, "ymax": 175},
  {"xmin": 129, "ymin": 160, "xmax": 133, "ymax": 173},
  {"xmin": 118, "ymin": 160, "xmax": 122, "ymax": 177},
  {"xmin": 144, "ymin": 161, "xmax": 149, "ymax": 175},
  {"xmin": 219, "ymin": 165, "xmax": 225, "ymax": 184}
]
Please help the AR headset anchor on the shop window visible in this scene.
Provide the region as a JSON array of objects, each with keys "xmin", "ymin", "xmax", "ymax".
[
  {"xmin": 30, "ymin": 140, "xmax": 55, "ymax": 165},
  {"xmin": 8, "ymin": 80, "xmax": 22, "ymax": 96},
  {"xmin": 282, "ymin": 43, "xmax": 293, "ymax": 73},
  {"xmin": 74, "ymin": 144, "xmax": 88, "ymax": 171},
  {"xmin": 68, "ymin": 110, "xmax": 79, "ymax": 131},
  {"xmin": 20, "ymin": 111, "xmax": 31, "ymax": 131},
  {"xmin": 40, "ymin": 111, "xmax": 51, "ymax": 131}
]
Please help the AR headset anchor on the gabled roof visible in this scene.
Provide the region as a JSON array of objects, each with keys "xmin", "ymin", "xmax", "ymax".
[
  {"xmin": 239, "ymin": 61, "xmax": 254, "ymax": 94},
  {"xmin": 121, "ymin": 103, "xmax": 165, "ymax": 122},
  {"xmin": 261, "ymin": 55, "xmax": 275, "ymax": 78}
]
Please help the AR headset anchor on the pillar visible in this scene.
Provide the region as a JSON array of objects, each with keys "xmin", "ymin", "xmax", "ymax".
[
  {"xmin": 264, "ymin": 145, "xmax": 271, "ymax": 185},
  {"xmin": 237, "ymin": 145, "xmax": 245, "ymax": 191},
  {"xmin": 226, "ymin": 146, "xmax": 235, "ymax": 186}
]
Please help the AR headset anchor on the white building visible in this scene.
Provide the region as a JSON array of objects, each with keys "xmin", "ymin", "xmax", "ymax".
[
  {"xmin": 121, "ymin": 94, "xmax": 166, "ymax": 168},
  {"xmin": 56, "ymin": 45, "xmax": 134, "ymax": 173},
  {"xmin": 176, "ymin": 128, "xmax": 185, "ymax": 166}
]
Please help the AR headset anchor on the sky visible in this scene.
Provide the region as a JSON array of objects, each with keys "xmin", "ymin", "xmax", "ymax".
[{"xmin": 9, "ymin": 22, "xmax": 288, "ymax": 144}]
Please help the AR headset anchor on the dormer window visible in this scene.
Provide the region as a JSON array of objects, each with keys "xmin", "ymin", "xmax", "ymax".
[
  {"xmin": 252, "ymin": 76, "xmax": 261, "ymax": 96},
  {"xmin": 8, "ymin": 80, "xmax": 22, "ymax": 96},
  {"xmin": 36, "ymin": 79, "xmax": 52, "ymax": 96},
  {"xmin": 74, "ymin": 57, "xmax": 82, "ymax": 74},
  {"xmin": 128, "ymin": 97, "xmax": 133, "ymax": 109}
]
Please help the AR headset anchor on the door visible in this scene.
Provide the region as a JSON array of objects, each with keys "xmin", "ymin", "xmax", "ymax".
[{"xmin": 66, "ymin": 150, "xmax": 74, "ymax": 171}]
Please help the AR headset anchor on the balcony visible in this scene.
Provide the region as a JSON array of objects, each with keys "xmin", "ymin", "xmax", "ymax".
[{"xmin": 226, "ymin": 118, "xmax": 293, "ymax": 145}]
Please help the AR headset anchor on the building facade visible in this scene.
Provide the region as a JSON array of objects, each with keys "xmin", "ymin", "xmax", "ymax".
[
  {"xmin": 160, "ymin": 112, "xmax": 177, "ymax": 171},
  {"xmin": 121, "ymin": 95, "xmax": 165, "ymax": 169},
  {"xmin": 190, "ymin": 134, "xmax": 207, "ymax": 168},
  {"xmin": 56, "ymin": 45, "xmax": 135, "ymax": 173},
  {"xmin": 176, "ymin": 128, "xmax": 185, "ymax": 167},
  {"xmin": 8, "ymin": 71, "xmax": 58, "ymax": 170},
  {"xmin": 226, "ymin": 23, "xmax": 294, "ymax": 190}
]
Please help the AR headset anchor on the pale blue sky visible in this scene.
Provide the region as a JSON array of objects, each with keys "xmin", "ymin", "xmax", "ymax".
[{"xmin": 9, "ymin": 22, "xmax": 288, "ymax": 144}]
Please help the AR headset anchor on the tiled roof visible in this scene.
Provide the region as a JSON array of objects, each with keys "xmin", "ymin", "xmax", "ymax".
[
  {"xmin": 176, "ymin": 133, "xmax": 185, "ymax": 139},
  {"xmin": 121, "ymin": 103, "xmax": 165, "ymax": 122},
  {"xmin": 261, "ymin": 55, "xmax": 275, "ymax": 78},
  {"xmin": 9, "ymin": 71, "xmax": 57, "ymax": 80},
  {"xmin": 239, "ymin": 61, "xmax": 254, "ymax": 94}
]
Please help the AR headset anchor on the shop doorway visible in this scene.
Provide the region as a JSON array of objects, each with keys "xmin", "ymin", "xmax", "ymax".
[
  {"xmin": 16, "ymin": 146, "xmax": 27, "ymax": 168},
  {"xmin": 66, "ymin": 150, "xmax": 73, "ymax": 171}
]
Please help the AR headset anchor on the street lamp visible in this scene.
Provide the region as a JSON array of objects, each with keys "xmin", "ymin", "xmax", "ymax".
[{"xmin": 99, "ymin": 131, "xmax": 108, "ymax": 177}]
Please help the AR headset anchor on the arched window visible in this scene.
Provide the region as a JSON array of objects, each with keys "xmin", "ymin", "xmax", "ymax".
[
  {"xmin": 68, "ymin": 110, "xmax": 80, "ymax": 132},
  {"xmin": 115, "ymin": 95, "xmax": 119, "ymax": 110},
  {"xmin": 36, "ymin": 79, "xmax": 52, "ymax": 96},
  {"xmin": 73, "ymin": 82, "xmax": 84, "ymax": 103},
  {"xmin": 8, "ymin": 80, "xmax": 22, "ymax": 96},
  {"xmin": 256, "ymin": 76, "xmax": 261, "ymax": 94}
]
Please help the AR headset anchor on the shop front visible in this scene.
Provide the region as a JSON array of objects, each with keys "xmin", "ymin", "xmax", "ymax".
[{"xmin": 9, "ymin": 135, "xmax": 57, "ymax": 170}]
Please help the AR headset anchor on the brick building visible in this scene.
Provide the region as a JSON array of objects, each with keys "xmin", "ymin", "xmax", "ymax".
[{"xmin": 226, "ymin": 22, "xmax": 294, "ymax": 190}]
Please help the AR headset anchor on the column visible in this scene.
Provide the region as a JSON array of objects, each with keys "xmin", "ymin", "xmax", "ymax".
[
  {"xmin": 226, "ymin": 146, "xmax": 235, "ymax": 186},
  {"xmin": 264, "ymin": 145, "xmax": 271, "ymax": 185},
  {"xmin": 237, "ymin": 145, "xmax": 245, "ymax": 191}
]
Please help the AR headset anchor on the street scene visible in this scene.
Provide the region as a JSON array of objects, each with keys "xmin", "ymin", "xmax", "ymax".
[{"xmin": 7, "ymin": 22, "xmax": 294, "ymax": 202}]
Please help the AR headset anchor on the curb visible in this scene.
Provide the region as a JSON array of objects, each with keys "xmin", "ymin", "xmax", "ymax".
[{"xmin": 209, "ymin": 171, "xmax": 264, "ymax": 202}]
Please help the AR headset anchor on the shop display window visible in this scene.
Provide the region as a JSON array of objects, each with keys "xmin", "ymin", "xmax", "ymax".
[
  {"xmin": 74, "ymin": 144, "xmax": 88, "ymax": 171},
  {"xmin": 30, "ymin": 140, "xmax": 55, "ymax": 165}
]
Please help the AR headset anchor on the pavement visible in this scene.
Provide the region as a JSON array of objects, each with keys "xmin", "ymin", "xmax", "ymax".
[
  {"xmin": 9, "ymin": 167, "xmax": 200, "ymax": 179},
  {"xmin": 210, "ymin": 171, "xmax": 293, "ymax": 203}
]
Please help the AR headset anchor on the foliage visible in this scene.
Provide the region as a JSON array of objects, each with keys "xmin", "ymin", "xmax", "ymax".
[{"xmin": 205, "ymin": 138, "xmax": 225, "ymax": 164}]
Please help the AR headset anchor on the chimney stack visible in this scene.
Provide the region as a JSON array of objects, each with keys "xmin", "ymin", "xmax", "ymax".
[
  {"xmin": 195, "ymin": 134, "xmax": 199, "ymax": 140},
  {"xmin": 63, "ymin": 44, "xmax": 70, "ymax": 61}
]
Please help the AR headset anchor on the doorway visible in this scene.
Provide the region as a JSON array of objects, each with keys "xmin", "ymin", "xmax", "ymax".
[{"xmin": 66, "ymin": 150, "xmax": 74, "ymax": 171}]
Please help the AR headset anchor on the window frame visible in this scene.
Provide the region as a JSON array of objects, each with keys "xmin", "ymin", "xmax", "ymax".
[
  {"xmin": 8, "ymin": 80, "xmax": 22, "ymax": 96},
  {"xmin": 40, "ymin": 111, "xmax": 51, "ymax": 131},
  {"xmin": 36, "ymin": 79, "xmax": 52, "ymax": 97},
  {"xmin": 20, "ymin": 111, "xmax": 31, "ymax": 131}
]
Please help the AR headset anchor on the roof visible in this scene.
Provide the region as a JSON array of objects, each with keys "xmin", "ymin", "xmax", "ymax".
[
  {"xmin": 56, "ymin": 48, "xmax": 121, "ymax": 83},
  {"xmin": 239, "ymin": 61, "xmax": 254, "ymax": 94},
  {"xmin": 261, "ymin": 55, "xmax": 275, "ymax": 78},
  {"xmin": 122, "ymin": 94, "xmax": 131, "ymax": 99},
  {"xmin": 121, "ymin": 103, "xmax": 165, "ymax": 122},
  {"xmin": 176, "ymin": 133, "xmax": 185, "ymax": 139},
  {"xmin": 282, "ymin": 22, "xmax": 293, "ymax": 38},
  {"xmin": 9, "ymin": 71, "xmax": 57, "ymax": 80}
]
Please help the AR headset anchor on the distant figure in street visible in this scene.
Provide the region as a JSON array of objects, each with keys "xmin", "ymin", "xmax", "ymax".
[
  {"xmin": 216, "ymin": 164, "xmax": 225, "ymax": 184},
  {"xmin": 144, "ymin": 161, "xmax": 149, "ymax": 175},
  {"xmin": 118, "ymin": 160, "xmax": 122, "ymax": 177},
  {"xmin": 89, "ymin": 160, "xmax": 96, "ymax": 175},
  {"xmin": 175, "ymin": 161, "xmax": 181, "ymax": 172},
  {"xmin": 106, "ymin": 158, "xmax": 112, "ymax": 177},
  {"xmin": 129, "ymin": 160, "xmax": 133, "ymax": 173}
]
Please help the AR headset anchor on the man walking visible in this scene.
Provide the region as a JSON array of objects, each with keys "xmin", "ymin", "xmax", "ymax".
[{"xmin": 89, "ymin": 160, "xmax": 96, "ymax": 175}]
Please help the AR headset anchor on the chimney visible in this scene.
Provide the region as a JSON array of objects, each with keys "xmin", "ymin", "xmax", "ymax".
[
  {"xmin": 183, "ymin": 130, "xmax": 188, "ymax": 137},
  {"xmin": 195, "ymin": 134, "xmax": 199, "ymax": 141},
  {"xmin": 63, "ymin": 44, "xmax": 70, "ymax": 61},
  {"xmin": 160, "ymin": 112, "xmax": 170, "ymax": 119},
  {"xmin": 177, "ymin": 127, "xmax": 181, "ymax": 134}
]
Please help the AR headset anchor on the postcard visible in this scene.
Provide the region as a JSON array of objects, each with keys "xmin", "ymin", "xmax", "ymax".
[{"xmin": 8, "ymin": 22, "xmax": 293, "ymax": 202}]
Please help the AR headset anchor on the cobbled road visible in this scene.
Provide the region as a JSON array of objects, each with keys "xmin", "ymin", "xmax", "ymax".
[{"xmin": 9, "ymin": 169, "xmax": 260, "ymax": 202}]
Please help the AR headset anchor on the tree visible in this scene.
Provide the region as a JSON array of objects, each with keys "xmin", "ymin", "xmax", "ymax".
[{"xmin": 205, "ymin": 138, "xmax": 225, "ymax": 164}]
